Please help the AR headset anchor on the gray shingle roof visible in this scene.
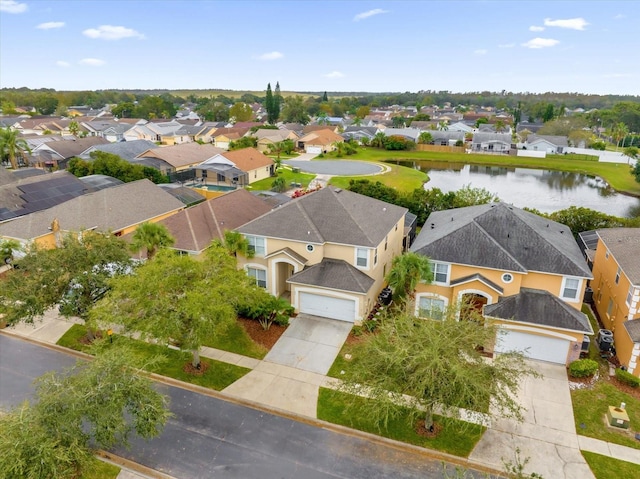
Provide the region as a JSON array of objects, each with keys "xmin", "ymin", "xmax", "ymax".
[
  {"xmin": 411, "ymin": 202, "xmax": 592, "ymax": 278},
  {"xmin": 596, "ymin": 228, "xmax": 640, "ymax": 285},
  {"xmin": 238, "ymin": 186, "xmax": 407, "ymax": 247},
  {"xmin": 80, "ymin": 140, "xmax": 158, "ymax": 161},
  {"xmin": 0, "ymin": 179, "xmax": 183, "ymax": 241},
  {"xmin": 484, "ymin": 288, "xmax": 593, "ymax": 333},
  {"xmin": 287, "ymin": 258, "xmax": 375, "ymax": 294},
  {"xmin": 623, "ymin": 319, "xmax": 640, "ymax": 342},
  {"xmin": 450, "ymin": 273, "xmax": 503, "ymax": 294}
]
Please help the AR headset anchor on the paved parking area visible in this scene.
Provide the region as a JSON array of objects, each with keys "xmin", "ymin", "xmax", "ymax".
[{"xmin": 284, "ymin": 160, "xmax": 383, "ymax": 176}]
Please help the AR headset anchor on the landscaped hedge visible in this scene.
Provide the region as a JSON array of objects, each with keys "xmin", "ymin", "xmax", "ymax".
[
  {"xmin": 569, "ymin": 359, "xmax": 599, "ymax": 378},
  {"xmin": 615, "ymin": 368, "xmax": 640, "ymax": 387}
]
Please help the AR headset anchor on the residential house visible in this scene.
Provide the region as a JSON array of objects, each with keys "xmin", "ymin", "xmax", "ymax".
[
  {"xmin": 524, "ymin": 134, "xmax": 568, "ymax": 154},
  {"xmin": 382, "ymin": 128, "xmax": 422, "ymax": 142},
  {"xmin": 586, "ymin": 228, "xmax": 640, "ymax": 376},
  {"xmin": 342, "ymin": 126, "xmax": 378, "ymax": 143},
  {"xmin": 197, "ymin": 147, "xmax": 274, "ymax": 186},
  {"xmin": 145, "ymin": 188, "xmax": 273, "ymax": 257},
  {"xmin": 423, "ymin": 130, "xmax": 465, "ymax": 146},
  {"xmin": 296, "ymin": 129, "xmax": 344, "ymax": 154},
  {"xmin": 123, "ymin": 120, "xmax": 184, "ymax": 144},
  {"xmin": 159, "ymin": 124, "xmax": 206, "ymax": 146},
  {"xmin": 411, "ymin": 202, "xmax": 593, "ymax": 365},
  {"xmin": 0, "ymin": 179, "xmax": 184, "ymax": 249},
  {"xmin": 79, "ymin": 139, "xmax": 159, "ymax": 162},
  {"xmin": 471, "ymin": 132, "xmax": 512, "ymax": 153},
  {"xmin": 237, "ymin": 186, "xmax": 408, "ymax": 323},
  {"xmin": 135, "ymin": 143, "xmax": 225, "ymax": 175},
  {"xmin": 447, "ymin": 121, "xmax": 475, "ymax": 134},
  {"xmin": 253, "ymin": 128, "xmax": 298, "ymax": 153},
  {"xmin": 31, "ymin": 137, "xmax": 110, "ymax": 169}
]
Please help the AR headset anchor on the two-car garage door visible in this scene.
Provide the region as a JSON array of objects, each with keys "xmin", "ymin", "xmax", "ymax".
[
  {"xmin": 299, "ymin": 292, "xmax": 356, "ymax": 323},
  {"xmin": 495, "ymin": 330, "xmax": 570, "ymax": 364}
]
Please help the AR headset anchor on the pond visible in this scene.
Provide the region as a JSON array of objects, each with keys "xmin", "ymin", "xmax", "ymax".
[{"xmin": 390, "ymin": 161, "xmax": 640, "ymax": 218}]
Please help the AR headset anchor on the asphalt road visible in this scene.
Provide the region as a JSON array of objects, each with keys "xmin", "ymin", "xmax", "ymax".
[
  {"xmin": 0, "ymin": 335, "xmax": 488, "ymax": 479},
  {"xmin": 283, "ymin": 159, "xmax": 383, "ymax": 175}
]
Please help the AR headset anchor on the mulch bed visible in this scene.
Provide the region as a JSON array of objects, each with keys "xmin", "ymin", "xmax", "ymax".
[
  {"xmin": 415, "ymin": 419, "xmax": 443, "ymax": 438},
  {"xmin": 609, "ymin": 377, "xmax": 640, "ymax": 401},
  {"xmin": 237, "ymin": 317, "xmax": 287, "ymax": 350},
  {"xmin": 183, "ymin": 360, "xmax": 210, "ymax": 376}
]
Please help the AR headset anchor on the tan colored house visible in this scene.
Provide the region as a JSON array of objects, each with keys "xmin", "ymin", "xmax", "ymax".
[
  {"xmin": 588, "ymin": 228, "xmax": 640, "ymax": 376},
  {"xmin": 253, "ymin": 128, "xmax": 299, "ymax": 153},
  {"xmin": 237, "ymin": 186, "xmax": 407, "ymax": 322},
  {"xmin": 411, "ymin": 203, "xmax": 593, "ymax": 365},
  {"xmin": 198, "ymin": 147, "xmax": 274, "ymax": 186},
  {"xmin": 209, "ymin": 127, "xmax": 250, "ymax": 150},
  {"xmin": 136, "ymin": 143, "xmax": 225, "ymax": 174},
  {"xmin": 0, "ymin": 179, "xmax": 184, "ymax": 249},
  {"xmin": 296, "ymin": 129, "xmax": 344, "ymax": 154}
]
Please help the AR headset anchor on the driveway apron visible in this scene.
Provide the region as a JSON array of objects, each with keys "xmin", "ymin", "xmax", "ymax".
[
  {"xmin": 469, "ymin": 361, "xmax": 595, "ymax": 479},
  {"xmin": 223, "ymin": 315, "xmax": 351, "ymax": 417}
]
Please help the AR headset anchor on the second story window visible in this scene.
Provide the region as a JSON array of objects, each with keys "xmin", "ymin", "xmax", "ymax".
[
  {"xmin": 627, "ymin": 285, "xmax": 635, "ymax": 307},
  {"xmin": 246, "ymin": 235, "xmax": 265, "ymax": 256},
  {"xmin": 615, "ymin": 267, "xmax": 621, "ymax": 285},
  {"xmin": 430, "ymin": 261, "xmax": 449, "ymax": 284},
  {"xmin": 356, "ymin": 248, "xmax": 368, "ymax": 268},
  {"xmin": 374, "ymin": 248, "xmax": 378, "ymax": 265},
  {"xmin": 561, "ymin": 277, "xmax": 580, "ymax": 301}
]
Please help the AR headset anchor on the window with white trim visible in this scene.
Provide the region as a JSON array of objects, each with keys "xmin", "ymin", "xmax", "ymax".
[
  {"xmin": 430, "ymin": 261, "xmax": 449, "ymax": 284},
  {"xmin": 246, "ymin": 235, "xmax": 265, "ymax": 256},
  {"xmin": 247, "ymin": 267, "xmax": 267, "ymax": 288},
  {"xmin": 615, "ymin": 267, "xmax": 621, "ymax": 285},
  {"xmin": 417, "ymin": 296, "xmax": 445, "ymax": 320},
  {"xmin": 561, "ymin": 277, "xmax": 580, "ymax": 301},
  {"xmin": 627, "ymin": 285, "xmax": 635, "ymax": 307},
  {"xmin": 607, "ymin": 298, "xmax": 614, "ymax": 317},
  {"xmin": 374, "ymin": 248, "xmax": 378, "ymax": 265},
  {"xmin": 356, "ymin": 248, "xmax": 368, "ymax": 268}
]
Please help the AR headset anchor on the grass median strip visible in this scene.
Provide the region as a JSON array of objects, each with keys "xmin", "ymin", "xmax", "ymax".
[
  {"xmin": 582, "ymin": 451, "xmax": 640, "ymax": 478},
  {"xmin": 317, "ymin": 388, "xmax": 484, "ymax": 457},
  {"xmin": 57, "ymin": 324, "xmax": 250, "ymax": 391}
]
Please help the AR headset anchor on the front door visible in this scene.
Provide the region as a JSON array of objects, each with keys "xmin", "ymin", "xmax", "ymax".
[{"xmin": 461, "ymin": 293, "xmax": 488, "ymax": 321}]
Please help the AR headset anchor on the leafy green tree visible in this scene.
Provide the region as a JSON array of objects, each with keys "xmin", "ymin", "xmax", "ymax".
[
  {"xmin": 212, "ymin": 230, "xmax": 254, "ymax": 258},
  {"xmin": 67, "ymin": 152, "xmax": 168, "ymax": 184},
  {"xmin": 0, "ymin": 127, "xmax": 32, "ymax": 169},
  {"xmin": 274, "ymin": 81, "xmax": 282, "ymax": 120},
  {"xmin": 281, "ymin": 95, "xmax": 310, "ymax": 124},
  {"xmin": 370, "ymin": 132, "xmax": 387, "ymax": 149},
  {"xmin": 265, "ymin": 83, "xmax": 281, "ymax": 124},
  {"xmin": 391, "ymin": 116, "xmax": 406, "ymax": 128},
  {"xmin": 542, "ymin": 103, "xmax": 556, "ymax": 122},
  {"xmin": 611, "ymin": 122, "xmax": 629, "ymax": 148},
  {"xmin": 229, "ymin": 102, "xmax": 253, "ymax": 122},
  {"xmin": 228, "ymin": 136, "xmax": 258, "ymax": 150},
  {"xmin": 34, "ymin": 94, "xmax": 59, "ymax": 115},
  {"xmin": 623, "ymin": 146, "xmax": 638, "ymax": 165},
  {"xmin": 418, "ymin": 132, "xmax": 433, "ymax": 144},
  {"xmin": 133, "ymin": 95, "xmax": 177, "ymax": 119},
  {"xmin": 92, "ymin": 246, "xmax": 261, "ymax": 368},
  {"xmin": 632, "ymin": 161, "xmax": 640, "ymax": 183},
  {"xmin": 452, "ymin": 184, "xmax": 499, "ymax": 208},
  {"xmin": 271, "ymin": 176, "xmax": 287, "ymax": 193},
  {"xmin": 356, "ymin": 105, "xmax": 370, "ymax": 119},
  {"xmin": 545, "ymin": 206, "xmax": 630, "ymax": 237},
  {"xmin": 111, "ymin": 101, "xmax": 135, "ymax": 118},
  {"xmin": 130, "ymin": 222, "xmax": 175, "ymax": 260},
  {"xmin": 338, "ymin": 305, "xmax": 536, "ymax": 432},
  {"xmin": 0, "ymin": 239, "xmax": 21, "ymax": 267},
  {"xmin": 385, "ymin": 252, "xmax": 432, "ymax": 302},
  {"xmin": 411, "ymin": 113, "xmax": 431, "ymax": 122},
  {"xmin": 196, "ymin": 100, "xmax": 229, "ymax": 122},
  {"xmin": 0, "ymin": 232, "xmax": 132, "ymax": 325},
  {"xmin": 384, "ymin": 135, "xmax": 415, "ymax": 151},
  {"xmin": 68, "ymin": 120, "xmax": 80, "ymax": 136},
  {"xmin": 494, "ymin": 120, "xmax": 507, "ymax": 132},
  {"xmin": 475, "ymin": 117, "xmax": 489, "ymax": 128},
  {"xmin": 0, "ymin": 345, "xmax": 170, "ymax": 479},
  {"xmin": 322, "ymin": 91, "xmax": 328, "ymax": 102}
]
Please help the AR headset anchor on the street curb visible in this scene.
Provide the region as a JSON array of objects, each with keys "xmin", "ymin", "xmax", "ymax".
[
  {"xmin": 97, "ymin": 450, "xmax": 177, "ymax": 479},
  {"xmin": 2, "ymin": 331, "xmax": 504, "ymax": 477}
]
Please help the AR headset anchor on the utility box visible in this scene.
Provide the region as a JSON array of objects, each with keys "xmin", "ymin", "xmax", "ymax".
[{"xmin": 606, "ymin": 406, "xmax": 630, "ymax": 429}]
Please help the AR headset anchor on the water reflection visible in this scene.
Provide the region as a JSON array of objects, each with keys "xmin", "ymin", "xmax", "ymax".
[{"xmin": 390, "ymin": 161, "xmax": 640, "ymax": 218}]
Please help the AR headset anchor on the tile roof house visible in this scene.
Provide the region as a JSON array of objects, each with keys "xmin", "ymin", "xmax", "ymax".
[
  {"xmin": 587, "ymin": 228, "xmax": 640, "ymax": 376},
  {"xmin": 197, "ymin": 147, "xmax": 274, "ymax": 186},
  {"xmin": 411, "ymin": 202, "xmax": 593, "ymax": 365},
  {"xmin": 0, "ymin": 179, "xmax": 184, "ymax": 249},
  {"xmin": 146, "ymin": 188, "xmax": 273, "ymax": 257},
  {"xmin": 237, "ymin": 186, "xmax": 407, "ymax": 322},
  {"xmin": 136, "ymin": 143, "xmax": 225, "ymax": 174},
  {"xmin": 296, "ymin": 129, "xmax": 344, "ymax": 154}
]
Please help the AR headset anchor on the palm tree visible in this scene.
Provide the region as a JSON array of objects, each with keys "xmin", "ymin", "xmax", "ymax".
[
  {"xmin": 437, "ymin": 120, "xmax": 449, "ymax": 131},
  {"xmin": 385, "ymin": 252, "xmax": 433, "ymax": 302},
  {"xmin": 494, "ymin": 120, "xmax": 506, "ymax": 132},
  {"xmin": 371, "ymin": 132, "xmax": 387, "ymax": 149},
  {"xmin": 623, "ymin": 146, "xmax": 639, "ymax": 165},
  {"xmin": 130, "ymin": 222, "xmax": 175, "ymax": 260},
  {"xmin": 212, "ymin": 230, "xmax": 254, "ymax": 258},
  {"xmin": 0, "ymin": 128, "xmax": 32, "ymax": 169},
  {"xmin": 611, "ymin": 122, "xmax": 629, "ymax": 149},
  {"xmin": 418, "ymin": 132, "xmax": 433, "ymax": 144}
]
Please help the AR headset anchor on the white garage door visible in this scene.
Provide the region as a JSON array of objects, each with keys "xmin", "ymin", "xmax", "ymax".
[
  {"xmin": 299, "ymin": 292, "xmax": 356, "ymax": 322},
  {"xmin": 306, "ymin": 146, "xmax": 322, "ymax": 154},
  {"xmin": 495, "ymin": 330, "xmax": 569, "ymax": 364}
]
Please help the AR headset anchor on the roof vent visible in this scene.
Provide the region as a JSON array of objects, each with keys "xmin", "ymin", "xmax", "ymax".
[
  {"xmin": 431, "ymin": 223, "xmax": 435, "ymax": 229},
  {"xmin": 383, "ymin": 207, "xmax": 387, "ymax": 212},
  {"xmin": 560, "ymin": 230, "xmax": 564, "ymax": 234}
]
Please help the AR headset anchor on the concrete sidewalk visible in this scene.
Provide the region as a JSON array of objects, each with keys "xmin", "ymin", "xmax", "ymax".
[{"xmin": 3, "ymin": 310, "xmax": 640, "ymax": 478}]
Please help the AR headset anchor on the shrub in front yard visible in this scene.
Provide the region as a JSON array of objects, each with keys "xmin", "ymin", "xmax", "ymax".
[
  {"xmin": 615, "ymin": 368, "xmax": 640, "ymax": 388},
  {"xmin": 569, "ymin": 359, "xmax": 599, "ymax": 378}
]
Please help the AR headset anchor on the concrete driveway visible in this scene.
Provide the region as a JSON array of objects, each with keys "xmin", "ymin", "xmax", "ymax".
[{"xmin": 469, "ymin": 361, "xmax": 594, "ymax": 479}]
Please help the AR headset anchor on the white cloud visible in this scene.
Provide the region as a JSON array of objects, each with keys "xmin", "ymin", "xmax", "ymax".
[
  {"xmin": 79, "ymin": 58, "xmax": 105, "ymax": 66},
  {"xmin": 474, "ymin": 49, "xmax": 488, "ymax": 55},
  {"xmin": 55, "ymin": 60, "xmax": 70, "ymax": 67},
  {"xmin": 613, "ymin": 14, "xmax": 626, "ymax": 20},
  {"xmin": 499, "ymin": 43, "xmax": 515, "ymax": 48},
  {"xmin": 521, "ymin": 38, "xmax": 560, "ymax": 49},
  {"xmin": 544, "ymin": 17, "xmax": 589, "ymax": 30},
  {"xmin": 37, "ymin": 21, "xmax": 65, "ymax": 30},
  {"xmin": 324, "ymin": 71, "xmax": 344, "ymax": 79},
  {"xmin": 0, "ymin": 0, "xmax": 27, "ymax": 13},
  {"xmin": 529, "ymin": 25, "xmax": 545, "ymax": 32},
  {"xmin": 354, "ymin": 8, "xmax": 388, "ymax": 21},
  {"xmin": 257, "ymin": 51, "xmax": 283, "ymax": 61},
  {"xmin": 83, "ymin": 25, "xmax": 145, "ymax": 40}
]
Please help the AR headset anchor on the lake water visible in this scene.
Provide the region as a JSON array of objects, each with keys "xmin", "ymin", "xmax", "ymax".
[{"xmin": 390, "ymin": 161, "xmax": 640, "ymax": 218}]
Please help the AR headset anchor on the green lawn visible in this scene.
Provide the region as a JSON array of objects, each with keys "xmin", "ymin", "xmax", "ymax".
[
  {"xmin": 246, "ymin": 166, "xmax": 315, "ymax": 191},
  {"xmin": 326, "ymin": 148, "xmax": 640, "ymax": 196},
  {"xmin": 57, "ymin": 324, "xmax": 250, "ymax": 391},
  {"xmin": 203, "ymin": 320, "xmax": 267, "ymax": 359},
  {"xmin": 317, "ymin": 388, "xmax": 484, "ymax": 457},
  {"xmin": 329, "ymin": 161, "xmax": 428, "ymax": 191},
  {"xmin": 571, "ymin": 380, "xmax": 640, "ymax": 450},
  {"xmin": 582, "ymin": 451, "xmax": 640, "ymax": 478},
  {"xmin": 83, "ymin": 459, "xmax": 120, "ymax": 479}
]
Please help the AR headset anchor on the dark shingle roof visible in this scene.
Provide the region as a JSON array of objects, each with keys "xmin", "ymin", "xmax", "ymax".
[
  {"xmin": 623, "ymin": 319, "xmax": 640, "ymax": 342},
  {"xmin": 80, "ymin": 140, "xmax": 159, "ymax": 161},
  {"xmin": 450, "ymin": 273, "xmax": 503, "ymax": 294},
  {"xmin": 287, "ymin": 258, "xmax": 375, "ymax": 294},
  {"xmin": 411, "ymin": 202, "xmax": 591, "ymax": 278},
  {"xmin": 238, "ymin": 186, "xmax": 406, "ymax": 247},
  {"xmin": 596, "ymin": 228, "xmax": 640, "ymax": 285},
  {"xmin": 484, "ymin": 288, "xmax": 592, "ymax": 333}
]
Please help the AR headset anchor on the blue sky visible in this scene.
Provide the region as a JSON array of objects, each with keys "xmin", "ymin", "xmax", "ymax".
[{"xmin": 1, "ymin": 0, "xmax": 638, "ymax": 95}]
